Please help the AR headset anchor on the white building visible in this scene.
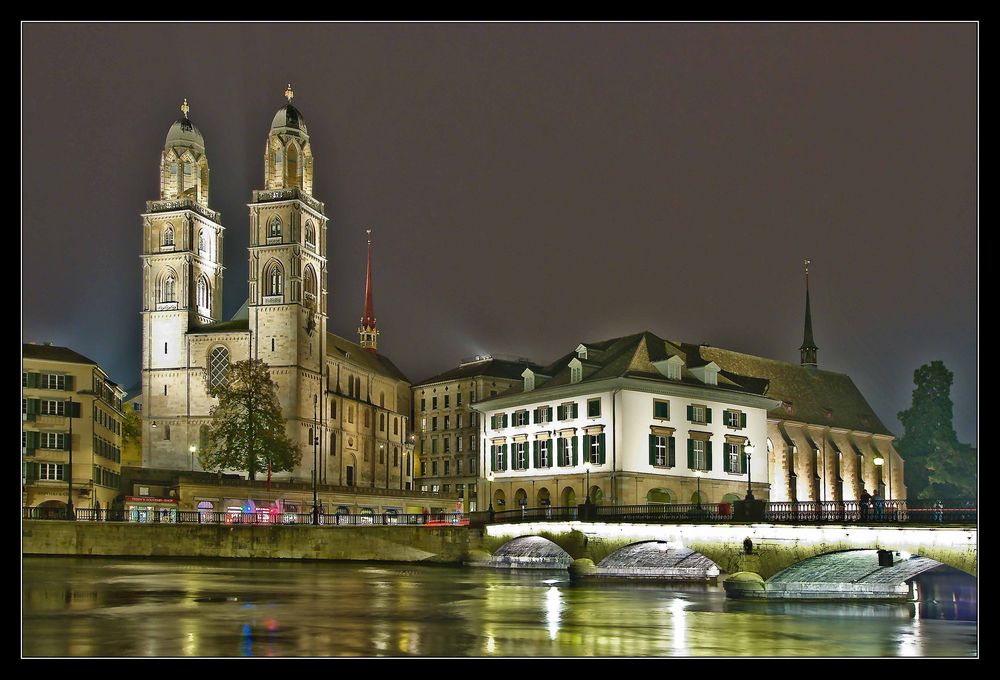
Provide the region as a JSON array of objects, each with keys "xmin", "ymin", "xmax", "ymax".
[{"xmin": 472, "ymin": 332, "xmax": 781, "ymax": 509}]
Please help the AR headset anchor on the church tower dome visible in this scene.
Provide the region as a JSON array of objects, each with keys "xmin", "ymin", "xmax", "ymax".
[
  {"xmin": 160, "ymin": 99, "xmax": 210, "ymax": 207},
  {"xmin": 264, "ymin": 84, "xmax": 313, "ymax": 194}
]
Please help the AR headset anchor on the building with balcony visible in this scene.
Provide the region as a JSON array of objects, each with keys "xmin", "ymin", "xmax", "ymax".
[{"xmin": 22, "ymin": 342, "xmax": 126, "ymax": 512}]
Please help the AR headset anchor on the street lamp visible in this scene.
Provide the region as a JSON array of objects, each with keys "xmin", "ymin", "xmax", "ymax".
[
  {"xmin": 873, "ymin": 454, "xmax": 890, "ymax": 500},
  {"xmin": 695, "ymin": 470, "xmax": 702, "ymax": 511},
  {"xmin": 583, "ymin": 460, "xmax": 592, "ymax": 505},
  {"xmin": 487, "ymin": 471, "xmax": 495, "ymax": 516},
  {"xmin": 744, "ymin": 441, "xmax": 755, "ymax": 501},
  {"xmin": 189, "ymin": 445, "xmax": 197, "ymax": 472}
]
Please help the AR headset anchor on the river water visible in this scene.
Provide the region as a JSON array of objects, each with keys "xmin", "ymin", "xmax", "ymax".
[{"xmin": 22, "ymin": 557, "xmax": 977, "ymax": 657}]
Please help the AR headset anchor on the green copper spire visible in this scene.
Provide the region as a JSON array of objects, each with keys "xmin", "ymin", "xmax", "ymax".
[{"xmin": 800, "ymin": 259, "xmax": 818, "ymax": 367}]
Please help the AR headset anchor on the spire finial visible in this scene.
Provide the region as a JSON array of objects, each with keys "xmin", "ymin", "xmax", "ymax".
[
  {"xmin": 285, "ymin": 84, "xmax": 294, "ymax": 102},
  {"xmin": 800, "ymin": 258, "xmax": 818, "ymax": 368},
  {"xmin": 366, "ymin": 227, "xmax": 372, "ymax": 245},
  {"xmin": 359, "ymin": 229, "xmax": 378, "ymax": 353},
  {"xmin": 180, "ymin": 98, "xmax": 190, "ymax": 118}
]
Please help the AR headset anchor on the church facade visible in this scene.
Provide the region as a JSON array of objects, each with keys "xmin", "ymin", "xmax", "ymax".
[{"xmin": 140, "ymin": 89, "xmax": 415, "ymax": 492}]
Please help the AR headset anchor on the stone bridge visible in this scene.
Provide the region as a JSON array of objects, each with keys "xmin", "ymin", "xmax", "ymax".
[{"xmin": 480, "ymin": 521, "xmax": 977, "ymax": 580}]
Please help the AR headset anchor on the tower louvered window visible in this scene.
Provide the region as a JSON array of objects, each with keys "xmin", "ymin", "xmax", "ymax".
[{"xmin": 269, "ymin": 216, "xmax": 282, "ymax": 239}]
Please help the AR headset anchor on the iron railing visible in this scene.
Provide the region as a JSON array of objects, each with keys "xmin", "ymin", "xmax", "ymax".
[
  {"xmin": 23, "ymin": 500, "xmax": 975, "ymax": 526},
  {"xmin": 22, "ymin": 507, "xmax": 470, "ymax": 526}
]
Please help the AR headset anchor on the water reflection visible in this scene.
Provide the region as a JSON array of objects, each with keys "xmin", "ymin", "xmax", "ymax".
[{"xmin": 22, "ymin": 558, "xmax": 977, "ymax": 657}]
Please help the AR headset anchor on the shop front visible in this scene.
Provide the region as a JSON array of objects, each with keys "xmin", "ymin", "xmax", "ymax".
[{"xmin": 125, "ymin": 496, "xmax": 178, "ymax": 523}]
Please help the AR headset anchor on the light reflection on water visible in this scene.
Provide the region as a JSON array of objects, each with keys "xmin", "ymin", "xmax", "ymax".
[{"xmin": 22, "ymin": 557, "xmax": 977, "ymax": 658}]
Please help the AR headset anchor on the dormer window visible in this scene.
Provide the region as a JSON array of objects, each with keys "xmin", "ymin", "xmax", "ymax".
[
  {"xmin": 522, "ymin": 369, "xmax": 535, "ymax": 392},
  {"xmin": 690, "ymin": 362, "xmax": 720, "ymax": 386},
  {"xmin": 569, "ymin": 358, "xmax": 583, "ymax": 384},
  {"xmin": 576, "ymin": 344, "xmax": 588, "ymax": 360}
]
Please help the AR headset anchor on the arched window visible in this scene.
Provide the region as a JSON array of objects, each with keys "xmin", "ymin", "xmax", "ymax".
[
  {"xmin": 393, "ymin": 418, "xmax": 398, "ymax": 435},
  {"xmin": 264, "ymin": 262, "xmax": 283, "ymax": 297},
  {"xmin": 379, "ymin": 414, "xmax": 385, "ymax": 431},
  {"xmin": 348, "ymin": 375, "xmax": 354, "ymax": 395},
  {"xmin": 198, "ymin": 230, "xmax": 207, "ymax": 255},
  {"xmin": 379, "ymin": 392, "xmax": 385, "ymax": 408},
  {"xmin": 268, "ymin": 215, "xmax": 282, "ymax": 239},
  {"xmin": 646, "ymin": 488, "xmax": 675, "ymax": 504},
  {"xmin": 162, "ymin": 273, "xmax": 176, "ymax": 302},
  {"xmin": 393, "ymin": 447, "xmax": 399, "ymax": 467},
  {"xmin": 208, "ymin": 346, "xmax": 230, "ymax": 390},
  {"xmin": 303, "ymin": 264, "xmax": 317, "ymax": 306},
  {"xmin": 163, "ymin": 224, "xmax": 174, "ymax": 247},
  {"xmin": 330, "ymin": 433, "xmax": 336, "ymax": 455},
  {"xmin": 197, "ymin": 276, "xmax": 209, "ymax": 310},
  {"xmin": 305, "ymin": 220, "xmax": 316, "ymax": 248},
  {"xmin": 364, "ymin": 410, "xmax": 370, "ymax": 428}
]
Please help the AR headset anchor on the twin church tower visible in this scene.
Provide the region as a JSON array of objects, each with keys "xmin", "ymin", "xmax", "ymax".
[{"xmin": 140, "ymin": 88, "xmax": 412, "ymax": 489}]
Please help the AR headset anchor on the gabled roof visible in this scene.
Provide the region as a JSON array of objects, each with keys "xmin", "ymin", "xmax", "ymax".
[
  {"xmin": 23, "ymin": 343, "xmax": 98, "ymax": 366},
  {"xmin": 415, "ymin": 357, "xmax": 545, "ymax": 387},
  {"xmin": 698, "ymin": 345, "xmax": 891, "ymax": 436},
  {"xmin": 500, "ymin": 331, "xmax": 767, "ymax": 398},
  {"xmin": 326, "ymin": 332, "xmax": 410, "ymax": 384}
]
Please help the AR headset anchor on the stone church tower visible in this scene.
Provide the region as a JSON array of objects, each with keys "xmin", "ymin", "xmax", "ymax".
[
  {"xmin": 246, "ymin": 84, "xmax": 329, "ymax": 456},
  {"xmin": 140, "ymin": 100, "xmax": 226, "ymax": 469}
]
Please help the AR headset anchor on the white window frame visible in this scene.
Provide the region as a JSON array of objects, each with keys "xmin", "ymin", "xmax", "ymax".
[
  {"xmin": 39, "ymin": 463, "xmax": 64, "ymax": 481},
  {"xmin": 655, "ymin": 436, "xmax": 667, "ymax": 466},
  {"xmin": 41, "ymin": 432, "xmax": 65, "ymax": 449},
  {"xmin": 727, "ymin": 442, "xmax": 741, "ymax": 473},
  {"xmin": 691, "ymin": 405, "xmax": 706, "ymax": 423},
  {"xmin": 42, "ymin": 400, "xmax": 66, "ymax": 416},
  {"xmin": 590, "ymin": 435, "xmax": 601, "ymax": 464},
  {"xmin": 726, "ymin": 410, "xmax": 742, "ymax": 428},
  {"xmin": 539, "ymin": 440, "xmax": 550, "ymax": 467},
  {"xmin": 693, "ymin": 440, "xmax": 706, "ymax": 470}
]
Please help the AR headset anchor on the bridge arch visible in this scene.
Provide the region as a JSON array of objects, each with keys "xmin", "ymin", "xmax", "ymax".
[
  {"xmin": 596, "ymin": 540, "xmax": 720, "ymax": 580},
  {"xmin": 491, "ymin": 535, "xmax": 573, "ymax": 570}
]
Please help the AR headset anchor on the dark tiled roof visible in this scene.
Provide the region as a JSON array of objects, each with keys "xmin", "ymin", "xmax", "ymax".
[
  {"xmin": 415, "ymin": 358, "xmax": 545, "ymax": 387},
  {"xmin": 191, "ymin": 319, "xmax": 250, "ymax": 333},
  {"xmin": 500, "ymin": 331, "xmax": 766, "ymax": 399},
  {"xmin": 326, "ymin": 333, "xmax": 410, "ymax": 383},
  {"xmin": 698, "ymin": 345, "xmax": 892, "ymax": 436},
  {"xmin": 23, "ymin": 343, "xmax": 98, "ymax": 366}
]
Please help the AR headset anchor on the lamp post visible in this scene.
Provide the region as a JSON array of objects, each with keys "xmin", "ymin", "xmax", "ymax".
[
  {"xmin": 744, "ymin": 441, "xmax": 755, "ymax": 501},
  {"xmin": 873, "ymin": 455, "xmax": 885, "ymax": 495},
  {"xmin": 583, "ymin": 460, "xmax": 592, "ymax": 504},
  {"xmin": 312, "ymin": 395, "xmax": 319, "ymax": 526},
  {"xmin": 189, "ymin": 445, "xmax": 197, "ymax": 472},
  {"xmin": 873, "ymin": 452, "xmax": 891, "ymax": 500},
  {"xmin": 487, "ymin": 471, "xmax": 495, "ymax": 520},
  {"xmin": 695, "ymin": 470, "xmax": 702, "ymax": 511}
]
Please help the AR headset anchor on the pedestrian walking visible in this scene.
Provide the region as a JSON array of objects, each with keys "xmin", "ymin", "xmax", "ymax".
[
  {"xmin": 859, "ymin": 488, "xmax": 871, "ymax": 522},
  {"xmin": 934, "ymin": 500, "xmax": 944, "ymax": 523},
  {"xmin": 872, "ymin": 489, "xmax": 883, "ymax": 521}
]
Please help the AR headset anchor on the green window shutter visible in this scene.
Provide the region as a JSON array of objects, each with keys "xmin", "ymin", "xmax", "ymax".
[
  {"xmin": 28, "ymin": 398, "xmax": 38, "ymax": 415},
  {"xmin": 490, "ymin": 415, "xmax": 495, "ymax": 429},
  {"xmin": 28, "ymin": 372, "xmax": 39, "ymax": 388},
  {"xmin": 558, "ymin": 405, "xmax": 564, "ymax": 420},
  {"xmin": 25, "ymin": 462, "xmax": 36, "ymax": 484},
  {"xmin": 741, "ymin": 447, "xmax": 748, "ymax": 474},
  {"xmin": 572, "ymin": 403, "xmax": 578, "ymax": 419},
  {"xmin": 557, "ymin": 438, "xmax": 564, "ymax": 465},
  {"xmin": 686, "ymin": 405, "xmax": 693, "ymax": 421},
  {"xmin": 583, "ymin": 435, "xmax": 591, "ymax": 463},
  {"xmin": 706, "ymin": 441, "xmax": 713, "ymax": 471},
  {"xmin": 65, "ymin": 375, "xmax": 74, "ymax": 392},
  {"xmin": 706, "ymin": 408, "xmax": 712, "ymax": 424},
  {"xmin": 64, "ymin": 434, "xmax": 71, "ymax": 451},
  {"xmin": 70, "ymin": 402, "xmax": 81, "ymax": 418},
  {"xmin": 740, "ymin": 412, "xmax": 747, "ymax": 428},
  {"xmin": 649, "ymin": 434, "xmax": 656, "ymax": 465},
  {"xmin": 503, "ymin": 444, "xmax": 508, "ymax": 471},
  {"xmin": 490, "ymin": 445, "xmax": 496, "ymax": 471},
  {"xmin": 598, "ymin": 433, "xmax": 606, "ymax": 464},
  {"xmin": 533, "ymin": 441, "xmax": 539, "ymax": 468},
  {"xmin": 723, "ymin": 446, "xmax": 730, "ymax": 472},
  {"xmin": 572, "ymin": 437, "xmax": 578, "ymax": 466},
  {"xmin": 687, "ymin": 439, "xmax": 694, "ymax": 469},
  {"xmin": 26, "ymin": 431, "xmax": 37, "ymax": 452},
  {"xmin": 668, "ymin": 437, "xmax": 676, "ymax": 467},
  {"xmin": 547, "ymin": 406, "xmax": 553, "ymax": 421},
  {"xmin": 503, "ymin": 414, "xmax": 508, "ymax": 428}
]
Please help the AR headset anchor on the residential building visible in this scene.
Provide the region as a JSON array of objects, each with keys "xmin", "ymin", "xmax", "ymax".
[
  {"xmin": 413, "ymin": 355, "xmax": 544, "ymax": 511},
  {"xmin": 472, "ymin": 333, "xmax": 780, "ymax": 508},
  {"xmin": 22, "ymin": 343, "xmax": 126, "ymax": 512}
]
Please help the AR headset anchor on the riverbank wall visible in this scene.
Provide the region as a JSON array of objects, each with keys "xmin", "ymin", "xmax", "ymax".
[{"xmin": 22, "ymin": 520, "xmax": 484, "ymax": 564}]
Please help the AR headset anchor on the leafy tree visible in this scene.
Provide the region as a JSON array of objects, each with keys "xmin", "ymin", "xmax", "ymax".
[
  {"xmin": 201, "ymin": 358, "xmax": 300, "ymax": 480},
  {"xmin": 897, "ymin": 361, "xmax": 976, "ymax": 499},
  {"xmin": 122, "ymin": 406, "xmax": 142, "ymax": 447}
]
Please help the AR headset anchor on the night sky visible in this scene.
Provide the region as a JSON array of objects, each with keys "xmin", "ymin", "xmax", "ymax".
[{"xmin": 22, "ymin": 23, "xmax": 977, "ymax": 444}]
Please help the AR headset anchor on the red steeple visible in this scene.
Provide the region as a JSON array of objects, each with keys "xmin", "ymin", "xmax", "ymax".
[{"xmin": 358, "ymin": 229, "xmax": 379, "ymax": 353}]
